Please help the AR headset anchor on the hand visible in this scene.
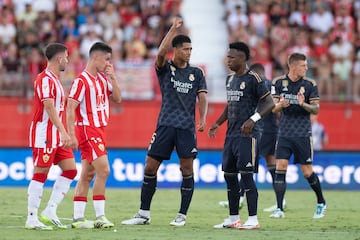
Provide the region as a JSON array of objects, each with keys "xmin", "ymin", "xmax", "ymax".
[
  {"xmin": 241, "ymin": 119, "xmax": 255, "ymax": 137},
  {"xmin": 197, "ymin": 120, "xmax": 206, "ymax": 132},
  {"xmin": 297, "ymin": 92, "xmax": 305, "ymax": 106},
  {"xmin": 60, "ymin": 131, "xmax": 71, "ymax": 148},
  {"xmin": 279, "ymin": 95, "xmax": 290, "ymax": 108},
  {"xmin": 68, "ymin": 135, "xmax": 79, "ymax": 151},
  {"xmin": 172, "ymin": 17, "xmax": 183, "ymax": 29},
  {"xmin": 208, "ymin": 123, "xmax": 219, "ymax": 138},
  {"xmin": 104, "ymin": 63, "xmax": 115, "ymax": 79}
]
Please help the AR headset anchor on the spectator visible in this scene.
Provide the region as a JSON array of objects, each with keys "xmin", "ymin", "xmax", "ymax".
[
  {"xmin": 226, "ymin": 5, "xmax": 248, "ymax": 33},
  {"xmin": 1, "ymin": 42, "xmax": 23, "ymax": 91},
  {"xmin": 307, "ymin": 4, "xmax": 334, "ymax": 34},
  {"xmin": 311, "ymin": 114, "xmax": 328, "ymax": 150},
  {"xmin": 16, "ymin": 3, "xmax": 38, "ymax": 27},
  {"xmin": 312, "ymin": 54, "xmax": 332, "ymax": 101},
  {"xmin": 0, "ymin": 16, "xmax": 16, "ymax": 45}
]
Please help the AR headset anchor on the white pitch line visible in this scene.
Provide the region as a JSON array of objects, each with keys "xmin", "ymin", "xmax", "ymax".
[
  {"xmin": 0, "ymin": 226, "xmax": 24, "ymax": 229},
  {"xmin": 0, "ymin": 215, "xmax": 73, "ymax": 221}
]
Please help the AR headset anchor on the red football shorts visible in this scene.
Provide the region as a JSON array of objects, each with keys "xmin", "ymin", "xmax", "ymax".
[
  {"xmin": 32, "ymin": 146, "xmax": 74, "ymax": 167},
  {"xmin": 76, "ymin": 125, "xmax": 107, "ymax": 163}
]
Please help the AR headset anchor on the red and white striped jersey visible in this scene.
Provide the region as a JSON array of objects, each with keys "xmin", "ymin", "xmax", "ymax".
[
  {"xmin": 29, "ymin": 69, "xmax": 65, "ymax": 148},
  {"xmin": 68, "ymin": 71, "xmax": 113, "ymax": 127}
]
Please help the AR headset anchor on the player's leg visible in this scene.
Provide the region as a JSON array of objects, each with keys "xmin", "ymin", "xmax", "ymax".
[
  {"xmin": 296, "ymin": 137, "xmax": 326, "ymax": 218},
  {"xmin": 26, "ymin": 148, "xmax": 53, "ymax": 230},
  {"xmin": 237, "ymin": 137, "xmax": 260, "ymax": 230},
  {"xmin": 170, "ymin": 128, "xmax": 197, "ymax": 226},
  {"xmin": 214, "ymin": 137, "xmax": 242, "ymax": 229},
  {"xmin": 122, "ymin": 126, "xmax": 173, "ymax": 225},
  {"xmin": 121, "ymin": 156, "xmax": 161, "ymax": 225},
  {"xmin": 41, "ymin": 147, "xmax": 77, "ymax": 228},
  {"xmin": 72, "ymin": 159, "xmax": 95, "ymax": 228},
  {"xmin": 270, "ymin": 136, "xmax": 291, "ymax": 218},
  {"xmin": 263, "ymin": 153, "xmax": 287, "ymax": 212},
  {"xmin": 91, "ymin": 154, "xmax": 115, "ymax": 229},
  {"xmin": 271, "ymin": 159, "xmax": 288, "ymax": 215}
]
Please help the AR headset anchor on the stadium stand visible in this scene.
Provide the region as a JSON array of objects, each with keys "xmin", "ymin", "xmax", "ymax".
[{"xmin": 0, "ymin": 0, "xmax": 360, "ymax": 102}]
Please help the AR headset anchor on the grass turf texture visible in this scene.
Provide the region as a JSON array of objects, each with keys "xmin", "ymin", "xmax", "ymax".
[{"xmin": 0, "ymin": 188, "xmax": 359, "ymax": 240}]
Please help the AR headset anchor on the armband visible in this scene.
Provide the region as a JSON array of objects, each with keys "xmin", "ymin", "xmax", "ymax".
[{"xmin": 250, "ymin": 112, "xmax": 261, "ymax": 122}]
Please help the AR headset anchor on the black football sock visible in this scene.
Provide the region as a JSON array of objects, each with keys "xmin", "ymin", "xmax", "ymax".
[
  {"xmin": 179, "ymin": 175, "xmax": 194, "ymax": 215},
  {"xmin": 239, "ymin": 178, "xmax": 245, "ymax": 198},
  {"xmin": 306, "ymin": 172, "xmax": 326, "ymax": 204},
  {"xmin": 241, "ymin": 172, "xmax": 258, "ymax": 216},
  {"xmin": 140, "ymin": 174, "xmax": 157, "ymax": 210},
  {"xmin": 224, "ymin": 173, "xmax": 240, "ymax": 216},
  {"xmin": 274, "ymin": 170, "xmax": 286, "ymax": 211},
  {"xmin": 267, "ymin": 165, "xmax": 276, "ymax": 190}
]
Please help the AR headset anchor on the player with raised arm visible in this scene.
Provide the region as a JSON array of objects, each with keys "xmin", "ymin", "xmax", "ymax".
[
  {"xmin": 26, "ymin": 43, "xmax": 77, "ymax": 230},
  {"xmin": 122, "ymin": 17, "xmax": 208, "ymax": 227}
]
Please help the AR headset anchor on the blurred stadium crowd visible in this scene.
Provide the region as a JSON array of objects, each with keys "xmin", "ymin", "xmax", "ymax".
[{"xmin": 0, "ymin": 0, "xmax": 360, "ymax": 102}]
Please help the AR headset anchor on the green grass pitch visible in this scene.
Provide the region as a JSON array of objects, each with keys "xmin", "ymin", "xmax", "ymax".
[{"xmin": 0, "ymin": 188, "xmax": 359, "ymax": 240}]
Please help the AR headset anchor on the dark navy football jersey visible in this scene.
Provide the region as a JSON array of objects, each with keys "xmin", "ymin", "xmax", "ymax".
[
  {"xmin": 272, "ymin": 74, "xmax": 319, "ymax": 137},
  {"xmin": 226, "ymin": 70, "xmax": 270, "ymax": 138},
  {"xmin": 156, "ymin": 60, "xmax": 207, "ymax": 131},
  {"xmin": 260, "ymin": 79, "xmax": 278, "ymax": 134}
]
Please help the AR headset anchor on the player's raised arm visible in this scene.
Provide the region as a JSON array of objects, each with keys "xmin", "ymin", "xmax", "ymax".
[{"xmin": 155, "ymin": 17, "xmax": 183, "ymax": 69}]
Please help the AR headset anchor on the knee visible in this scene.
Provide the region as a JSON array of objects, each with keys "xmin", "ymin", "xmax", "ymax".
[
  {"xmin": 61, "ymin": 169, "xmax": 78, "ymax": 180},
  {"xmin": 81, "ymin": 169, "xmax": 95, "ymax": 183},
  {"xmin": 180, "ymin": 166, "xmax": 193, "ymax": 176},
  {"xmin": 96, "ymin": 167, "xmax": 110, "ymax": 179}
]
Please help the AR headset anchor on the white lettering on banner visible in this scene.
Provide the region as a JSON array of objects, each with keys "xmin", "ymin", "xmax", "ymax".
[{"xmin": 0, "ymin": 156, "xmax": 360, "ymax": 188}]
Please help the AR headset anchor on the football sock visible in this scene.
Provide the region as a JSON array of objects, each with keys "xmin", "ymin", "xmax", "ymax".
[
  {"xmin": 73, "ymin": 196, "xmax": 87, "ymax": 220},
  {"xmin": 239, "ymin": 178, "xmax": 245, "ymax": 197},
  {"xmin": 241, "ymin": 172, "xmax": 258, "ymax": 216},
  {"xmin": 45, "ymin": 175, "xmax": 73, "ymax": 213},
  {"xmin": 306, "ymin": 172, "xmax": 326, "ymax": 204},
  {"xmin": 274, "ymin": 170, "xmax": 287, "ymax": 211},
  {"xmin": 93, "ymin": 195, "xmax": 105, "ymax": 218},
  {"xmin": 27, "ymin": 179, "xmax": 45, "ymax": 219},
  {"xmin": 179, "ymin": 175, "xmax": 194, "ymax": 215},
  {"xmin": 140, "ymin": 174, "xmax": 157, "ymax": 211},
  {"xmin": 267, "ymin": 165, "xmax": 276, "ymax": 189},
  {"xmin": 224, "ymin": 173, "xmax": 240, "ymax": 216}
]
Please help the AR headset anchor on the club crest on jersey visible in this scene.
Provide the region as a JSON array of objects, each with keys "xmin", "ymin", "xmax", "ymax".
[
  {"xmin": 189, "ymin": 74, "xmax": 195, "ymax": 81},
  {"xmin": 240, "ymin": 81, "xmax": 246, "ymax": 90},
  {"xmin": 43, "ymin": 154, "xmax": 50, "ymax": 163},
  {"xmin": 282, "ymin": 80, "xmax": 288, "ymax": 91},
  {"xmin": 299, "ymin": 86, "xmax": 305, "ymax": 94},
  {"xmin": 98, "ymin": 143, "xmax": 105, "ymax": 152}
]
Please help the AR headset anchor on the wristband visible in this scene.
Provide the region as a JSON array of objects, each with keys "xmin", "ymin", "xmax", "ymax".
[{"xmin": 250, "ymin": 112, "xmax": 261, "ymax": 122}]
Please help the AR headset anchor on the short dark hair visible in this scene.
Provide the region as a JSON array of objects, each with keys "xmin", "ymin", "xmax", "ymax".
[
  {"xmin": 229, "ymin": 41, "xmax": 250, "ymax": 60},
  {"xmin": 89, "ymin": 42, "xmax": 112, "ymax": 55},
  {"xmin": 249, "ymin": 63, "xmax": 265, "ymax": 74},
  {"xmin": 44, "ymin": 43, "xmax": 67, "ymax": 60},
  {"xmin": 288, "ymin": 52, "xmax": 306, "ymax": 65},
  {"xmin": 172, "ymin": 34, "xmax": 191, "ymax": 48}
]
